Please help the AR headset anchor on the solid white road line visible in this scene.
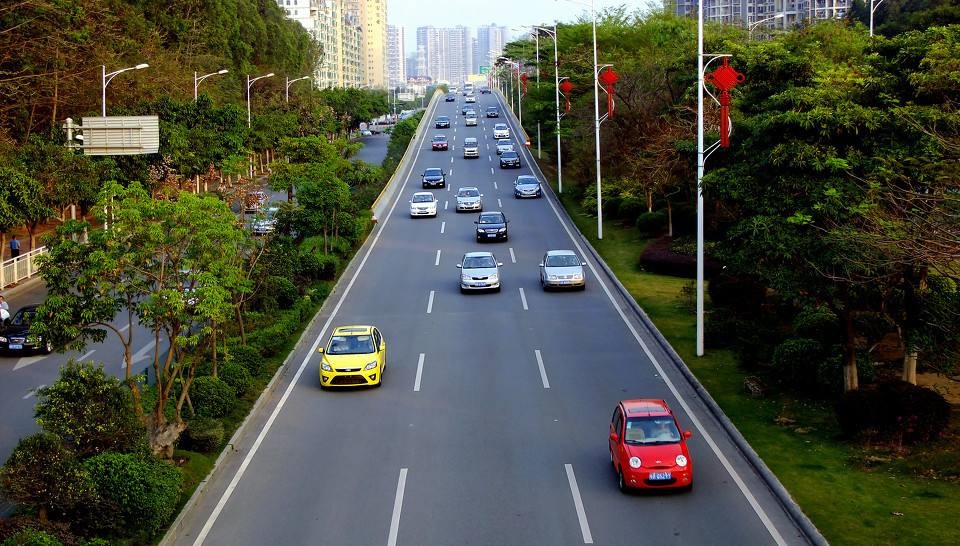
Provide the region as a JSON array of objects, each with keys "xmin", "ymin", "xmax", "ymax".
[
  {"xmin": 535, "ymin": 350, "xmax": 550, "ymax": 389},
  {"xmin": 414, "ymin": 353, "xmax": 425, "ymax": 392},
  {"xmin": 435, "ymin": 249, "xmax": 442, "ymax": 266},
  {"xmin": 564, "ymin": 464, "xmax": 593, "ymax": 544},
  {"xmin": 22, "ymin": 384, "xmax": 46, "ymax": 400},
  {"xmin": 426, "ymin": 290, "xmax": 435, "ymax": 314},
  {"xmin": 538, "ymin": 137, "xmax": 788, "ymax": 546},
  {"xmin": 440, "ymin": 221, "xmax": 446, "ymax": 234},
  {"xmin": 190, "ymin": 96, "xmax": 437, "ymax": 546},
  {"xmin": 78, "ymin": 350, "xmax": 95, "ymax": 362},
  {"xmin": 386, "ymin": 468, "xmax": 409, "ymax": 546},
  {"xmin": 519, "ymin": 287, "xmax": 528, "ymax": 311},
  {"xmin": 509, "ymin": 247, "xmax": 516, "ymax": 263}
]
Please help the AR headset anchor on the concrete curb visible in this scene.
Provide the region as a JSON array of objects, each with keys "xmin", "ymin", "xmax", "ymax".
[{"xmin": 500, "ymin": 91, "xmax": 828, "ymax": 546}]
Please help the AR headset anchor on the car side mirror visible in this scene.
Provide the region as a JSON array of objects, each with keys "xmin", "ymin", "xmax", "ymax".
[
  {"xmin": 683, "ymin": 430, "xmax": 693, "ymax": 439},
  {"xmin": 497, "ymin": 262, "xmax": 503, "ymax": 267},
  {"xmin": 317, "ymin": 347, "xmax": 325, "ymax": 354},
  {"xmin": 582, "ymin": 262, "xmax": 587, "ymax": 266},
  {"xmin": 609, "ymin": 432, "xmax": 619, "ymax": 442},
  {"xmin": 479, "ymin": 194, "xmax": 484, "ymax": 197},
  {"xmin": 456, "ymin": 264, "xmax": 462, "ymax": 268},
  {"xmin": 539, "ymin": 263, "xmax": 544, "ymax": 267}
]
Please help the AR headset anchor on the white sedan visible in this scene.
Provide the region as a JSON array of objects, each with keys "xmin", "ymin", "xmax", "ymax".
[{"xmin": 409, "ymin": 192, "xmax": 438, "ymax": 217}]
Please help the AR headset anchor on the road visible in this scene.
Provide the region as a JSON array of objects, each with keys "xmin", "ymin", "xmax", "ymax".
[
  {"xmin": 353, "ymin": 132, "xmax": 390, "ymax": 166},
  {"xmin": 163, "ymin": 92, "xmax": 815, "ymax": 546}
]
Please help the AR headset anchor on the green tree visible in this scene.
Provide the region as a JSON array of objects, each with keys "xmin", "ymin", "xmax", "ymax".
[{"xmin": 0, "ymin": 433, "xmax": 94, "ymax": 523}]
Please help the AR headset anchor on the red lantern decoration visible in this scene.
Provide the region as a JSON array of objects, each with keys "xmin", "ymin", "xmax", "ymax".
[
  {"xmin": 559, "ymin": 80, "xmax": 573, "ymax": 113},
  {"xmin": 520, "ymin": 72, "xmax": 528, "ymax": 97},
  {"xmin": 704, "ymin": 58, "xmax": 745, "ymax": 148},
  {"xmin": 598, "ymin": 67, "xmax": 619, "ymax": 118}
]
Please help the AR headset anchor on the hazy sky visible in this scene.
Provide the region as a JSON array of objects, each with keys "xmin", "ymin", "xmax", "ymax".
[{"xmin": 388, "ymin": 0, "xmax": 651, "ymax": 56}]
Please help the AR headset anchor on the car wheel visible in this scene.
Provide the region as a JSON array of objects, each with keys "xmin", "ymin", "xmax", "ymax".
[{"xmin": 618, "ymin": 469, "xmax": 629, "ymax": 493}]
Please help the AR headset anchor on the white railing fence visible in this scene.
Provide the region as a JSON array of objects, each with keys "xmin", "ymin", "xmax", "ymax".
[{"xmin": 0, "ymin": 247, "xmax": 47, "ymax": 290}]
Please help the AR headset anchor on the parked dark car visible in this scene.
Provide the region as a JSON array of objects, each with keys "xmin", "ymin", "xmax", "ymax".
[
  {"xmin": 0, "ymin": 305, "xmax": 52, "ymax": 355},
  {"xmin": 475, "ymin": 211, "xmax": 509, "ymax": 242},
  {"xmin": 421, "ymin": 167, "xmax": 446, "ymax": 188},
  {"xmin": 499, "ymin": 151, "xmax": 521, "ymax": 169}
]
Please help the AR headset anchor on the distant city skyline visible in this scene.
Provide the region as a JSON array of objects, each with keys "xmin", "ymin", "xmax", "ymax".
[{"xmin": 387, "ymin": 0, "xmax": 650, "ymax": 56}]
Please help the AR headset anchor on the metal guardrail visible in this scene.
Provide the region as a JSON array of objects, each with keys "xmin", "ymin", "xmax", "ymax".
[{"xmin": 0, "ymin": 247, "xmax": 47, "ymax": 290}]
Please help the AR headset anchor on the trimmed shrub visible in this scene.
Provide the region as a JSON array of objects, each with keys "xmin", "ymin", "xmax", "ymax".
[
  {"xmin": 835, "ymin": 380, "xmax": 951, "ymax": 444},
  {"xmin": 218, "ymin": 362, "xmax": 252, "ymax": 397},
  {"xmin": 83, "ymin": 453, "xmax": 181, "ymax": 538},
  {"xmin": 263, "ymin": 275, "xmax": 298, "ymax": 310},
  {"xmin": 793, "ymin": 306, "xmax": 841, "ymax": 346},
  {"xmin": 639, "ymin": 237, "xmax": 722, "ymax": 278},
  {"xmin": 299, "ymin": 252, "xmax": 339, "ymax": 281},
  {"xmin": 0, "ymin": 433, "xmax": 94, "ymax": 522},
  {"xmin": 771, "ymin": 338, "xmax": 827, "ymax": 393},
  {"xmin": 635, "ymin": 210, "xmax": 667, "ymax": 237},
  {"xmin": 1, "ymin": 529, "xmax": 63, "ymax": 546},
  {"xmin": 189, "ymin": 376, "xmax": 236, "ymax": 418},
  {"xmin": 182, "ymin": 417, "xmax": 224, "ymax": 453},
  {"xmin": 227, "ymin": 344, "xmax": 264, "ymax": 377}
]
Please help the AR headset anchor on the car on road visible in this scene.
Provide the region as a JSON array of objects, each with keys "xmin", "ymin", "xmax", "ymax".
[
  {"xmin": 449, "ymin": 86, "xmax": 459, "ymax": 94},
  {"xmin": 486, "ymin": 106, "xmax": 499, "ymax": 118},
  {"xmin": 465, "ymin": 94, "xmax": 476, "ymax": 103},
  {"xmin": 609, "ymin": 399, "xmax": 693, "ymax": 492},
  {"xmin": 0, "ymin": 305, "xmax": 52, "ymax": 355},
  {"xmin": 514, "ymin": 175, "xmax": 542, "ymax": 198},
  {"xmin": 465, "ymin": 114, "xmax": 478, "ymax": 126},
  {"xmin": 317, "ymin": 325, "xmax": 386, "ymax": 388},
  {"xmin": 496, "ymin": 139, "xmax": 514, "ymax": 155},
  {"xmin": 457, "ymin": 252, "xmax": 502, "ymax": 293},
  {"xmin": 493, "ymin": 123, "xmax": 510, "ymax": 139},
  {"xmin": 251, "ymin": 206, "xmax": 280, "ymax": 235},
  {"xmin": 435, "ymin": 116, "xmax": 450, "ymax": 128},
  {"xmin": 499, "ymin": 151, "xmax": 521, "ymax": 169},
  {"xmin": 455, "ymin": 187, "xmax": 483, "ymax": 212},
  {"xmin": 360, "ymin": 129, "xmax": 373, "ymax": 136},
  {"xmin": 431, "ymin": 135, "xmax": 449, "ymax": 151},
  {"xmin": 480, "ymin": 86, "xmax": 491, "ymax": 94},
  {"xmin": 539, "ymin": 250, "xmax": 586, "ymax": 290},
  {"xmin": 462, "ymin": 137, "xmax": 479, "ymax": 158},
  {"xmin": 461, "ymin": 105, "xmax": 472, "ymax": 115},
  {"xmin": 409, "ymin": 192, "xmax": 438, "ymax": 217},
  {"xmin": 421, "ymin": 168, "xmax": 446, "ymax": 188},
  {"xmin": 475, "ymin": 211, "xmax": 509, "ymax": 242},
  {"xmin": 445, "ymin": 94, "xmax": 456, "ymax": 102}
]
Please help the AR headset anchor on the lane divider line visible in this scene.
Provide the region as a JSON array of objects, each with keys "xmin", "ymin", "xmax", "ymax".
[
  {"xmin": 493, "ymin": 181, "xmax": 498, "ymax": 190},
  {"xmin": 426, "ymin": 290, "xmax": 435, "ymax": 314},
  {"xmin": 535, "ymin": 350, "xmax": 550, "ymax": 389},
  {"xmin": 509, "ymin": 247, "xmax": 516, "ymax": 264},
  {"xmin": 564, "ymin": 464, "xmax": 593, "ymax": 544},
  {"xmin": 435, "ymin": 249, "xmax": 441, "ymax": 266},
  {"xmin": 78, "ymin": 350, "xmax": 95, "ymax": 362},
  {"xmin": 386, "ymin": 468, "xmax": 408, "ymax": 546},
  {"xmin": 414, "ymin": 353, "xmax": 425, "ymax": 392},
  {"xmin": 444, "ymin": 200, "xmax": 448, "ymax": 210},
  {"xmin": 440, "ymin": 221, "xmax": 446, "ymax": 234},
  {"xmin": 519, "ymin": 287, "xmax": 529, "ymax": 311},
  {"xmin": 498, "ymin": 198, "xmax": 503, "ymax": 208},
  {"xmin": 22, "ymin": 384, "xmax": 46, "ymax": 400}
]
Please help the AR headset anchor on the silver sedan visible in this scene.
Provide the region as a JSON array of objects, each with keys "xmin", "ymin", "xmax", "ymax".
[
  {"xmin": 457, "ymin": 252, "xmax": 502, "ymax": 293},
  {"xmin": 539, "ymin": 250, "xmax": 587, "ymax": 290},
  {"xmin": 455, "ymin": 187, "xmax": 483, "ymax": 212}
]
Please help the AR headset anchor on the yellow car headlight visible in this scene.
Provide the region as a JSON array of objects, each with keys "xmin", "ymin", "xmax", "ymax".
[
  {"xmin": 321, "ymin": 362, "xmax": 333, "ymax": 372},
  {"xmin": 364, "ymin": 360, "xmax": 379, "ymax": 370}
]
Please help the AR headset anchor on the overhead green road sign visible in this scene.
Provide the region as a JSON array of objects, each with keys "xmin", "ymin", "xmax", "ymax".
[{"xmin": 479, "ymin": 66, "xmax": 490, "ymax": 74}]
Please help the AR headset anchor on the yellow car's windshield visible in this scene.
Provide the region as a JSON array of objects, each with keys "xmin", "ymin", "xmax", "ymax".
[{"xmin": 327, "ymin": 335, "xmax": 375, "ymax": 355}]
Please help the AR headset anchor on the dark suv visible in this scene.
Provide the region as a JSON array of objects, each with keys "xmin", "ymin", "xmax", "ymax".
[{"xmin": 475, "ymin": 211, "xmax": 509, "ymax": 242}]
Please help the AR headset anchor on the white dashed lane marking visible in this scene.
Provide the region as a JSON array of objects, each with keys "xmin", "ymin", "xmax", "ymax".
[
  {"xmin": 426, "ymin": 291, "xmax": 435, "ymax": 314},
  {"xmin": 435, "ymin": 249, "xmax": 441, "ymax": 266}
]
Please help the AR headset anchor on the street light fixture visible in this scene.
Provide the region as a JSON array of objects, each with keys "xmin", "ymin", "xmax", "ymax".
[
  {"xmin": 285, "ymin": 75, "xmax": 311, "ymax": 104},
  {"xmin": 246, "ymin": 72, "xmax": 275, "ymax": 128},
  {"xmin": 194, "ymin": 69, "xmax": 228, "ymax": 101},
  {"xmin": 870, "ymin": 0, "xmax": 886, "ymax": 37},
  {"xmin": 102, "ymin": 63, "xmax": 149, "ymax": 116},
  {"xmin": 748, "ymin": 13, "xmax": 784, "ymax": 41},
  {"xmin": 533, "ymin": 24, "xmax": 564, "ymax": 193}
]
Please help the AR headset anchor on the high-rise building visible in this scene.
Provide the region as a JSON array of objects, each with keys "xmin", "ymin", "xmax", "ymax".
[
  {"xmin": 669, "ymin": 0, "xmax": 849, "ymax": 30},
  {"xmin": 387, "ymin": 25, "xmax": 405, "ymax": 88},
  {"xmin": 475, "ymin": 24, "xmax": 508, "ymax": 74},
  {"xmin": 415, "ymin": 25, "xmax": 471, "ymax": 84},
  {"xmin": 406, "ymin": 52, "xmax": 419, "ymax": 82},
  {"xmin": 356, "ymin": 0, "xmax": 387, "ymax": 88}
]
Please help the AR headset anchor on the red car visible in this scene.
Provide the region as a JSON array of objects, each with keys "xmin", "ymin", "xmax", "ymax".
[
  {"xmin": 431, "ymin": 135, "xmax": 448, "ymax": 151},
  {"xmin": 608, "ymin": 399, "xmax": 693, "ymax": 492}
]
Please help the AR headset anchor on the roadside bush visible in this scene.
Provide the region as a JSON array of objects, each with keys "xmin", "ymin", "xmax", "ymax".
[
  {"xmin": 0, "ymin": 433, "xmax": 94, "ymax": 522},
  {"xmin": 1, "ymin": 529, "xmax": 63, "ymax": 546},
  {"xmin": 707, "ymin": 273, "xmax": 766, "ymax": 311},
  {"xmin": 182, "ymin": 417, "xmax": 224, "ymax": 453},
  {"xmin": 771, "ymin": 338, "xmax": 828, "ymax": 393},
  {"xmin": 83, "ymin": 453, "xmax": 181, "ymax": 538},
  {"xmin": 639, "ymin": 237, "xmax": 721, "ymax": 278},
  {"xmin": 34, "ymin": 362, "xmax": 145, "ymax": 457},
  {"xmin": 257, "ymin": 275, "xmax": 298, "ymax": 311},
  {"xmin": 835, "ymin": 380, "xmax": 951, "ymax": 444},
  {"xmin": 189, "ymin": 376, "xmax": 236, "ymax": 418},
  {"xmin": 635, "ymin": 210, "xmax": 667, "ymax": 237},
  {"xmin": 227, "ymin": 344, "xmax": 264, "ymax": 377},
  {"xmin": 793, "ymin": 306, "xmax": 841, "ymax": 346},
  {"xmin": 299, "ymin": 252, "xmax": 339, "ymax": 281},
  {"xmin": 218, "ymin": 362, "xmax": 252, "ymax": 397}
]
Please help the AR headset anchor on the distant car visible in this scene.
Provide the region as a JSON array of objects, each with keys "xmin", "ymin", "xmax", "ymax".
[
  {"xmin": 462, "ymin": 137, "xmax": 479, "ymax": 158},
  {"xmin": 499, "ymin": 151, "xmax": 521, "ymax": 169},
  {"xmin": 465, "ymin": 94, "xmax": 476, "ymax": 103},
  {"xmin": 449, "ymin": 86, "xmax": 459, "ymax": 94},
  {"xmin": 461, "ymin": 105, "xmax": 471, "ymax": 115},
  {"xmin": 360, "ymin": 129, "xmax": 373, "ymax": 136},
  {"xmin": 0, "ymin": 305, "xmax": 52, "ymax": 355},
  {"xmin": 475, "ymin": 211, "xmax": 509, "ymax": 242},
  {"xmin": 480, "ymin": 87, "xmax": 492, "ymax": 94},
  {"xmin": 493, "ymin": 123, "xmax": 509, "ymax": 139},
  {"xmin": 435, "ymin": 116, "xmax": 450, "ymax": 128},
  {"xmin": 539, "ymin": 250, "xmax": 586, "ymax": 290},
  {"xmin": 496, "ymin": 139, "xmax": 514, "ymax": 155},
  {"xmin": 464, "ymin": 109, "xmax": 477, "ymax": 117},
  {"xmin": 317, "ymin": 325, "xmax": 386, "ymax": 388},
  {"xmin": 609, "ymin": 399, "xmax": 693, "ymax": 492},
  {"xmin": 431, "ymin": 134, "xmax": 449, "ymax": 150},
  {"xmin": 486, "ymin": 106, "xmax": 499, "ymax": 118},
  {"xmin": 465, "ymin": 115, "xmax": 478, "ymax": 127},
  {"xmin": 251, "ymin": 206, "xmax": 280, "ymax": 234},
  {"xmin": 514, "ymin": 175, "xmax": 542, "ymax": 198},
  {"xmin": 421, "ymin": 168, "xmax": 446, "ymax": 188},
  {"xmin": 445, "ymin": 94, "xmax": 456, "ymax": 102},
  {"xmin": 455, "ymin": 187, "xmax": 483, "ymax": 212},
  {"xmin": 409, "ymin": 191, "xmax": 438, "ymax": 217},
  {"xmin": 457, "ymin": 251, "xmax": 502, "ymax": 293}
]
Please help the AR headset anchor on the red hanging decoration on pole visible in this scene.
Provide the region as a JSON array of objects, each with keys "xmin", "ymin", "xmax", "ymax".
[
  {"xmin": 598, "ymin": 67, "xmax": 619, "ymax": 118},
  {"xmin": 559, "ymin": 79, "xmax": 573, "ymax": 113},
  {"xmin": 703, "ymin": 58, "xmax": 745, "ymax": 148},
  {"xmin": 520, "ymin": 72, "xmax": 528, "ymax": 97}
]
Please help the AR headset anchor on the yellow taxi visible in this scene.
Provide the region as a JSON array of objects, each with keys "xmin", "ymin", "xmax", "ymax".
[{"xmin": 317, "ymin": 325, "xmax": 386, "ymax": 388}]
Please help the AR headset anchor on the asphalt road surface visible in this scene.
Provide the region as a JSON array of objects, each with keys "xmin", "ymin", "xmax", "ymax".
[{"xmin": 163, "ymin": 92, "xmax": 815, "ymax": 546}]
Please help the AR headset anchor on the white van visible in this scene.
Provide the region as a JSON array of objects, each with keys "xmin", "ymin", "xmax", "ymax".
[{"xmin": 463, "ymin": 137, "xmax": 479, "ymax": 158}]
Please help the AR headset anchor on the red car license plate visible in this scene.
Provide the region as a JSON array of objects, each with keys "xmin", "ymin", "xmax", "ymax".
[{"xmin": 650, "ymin": 472, "xmax": 672, "ymax": 480}]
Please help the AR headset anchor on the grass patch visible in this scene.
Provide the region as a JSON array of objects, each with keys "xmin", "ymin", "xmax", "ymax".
[{"xmin": 549, "ymin": 179, "xmax": 960, "ymax": 546}]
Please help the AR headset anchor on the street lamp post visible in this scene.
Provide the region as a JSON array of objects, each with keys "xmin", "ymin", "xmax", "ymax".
[
  {"xmin": 194, "ymin": 69, "xmax": 228, "ymax": 101},
  {"xmin": 748, "ymin": 13, "xmax": 784, "ymax": 41},
  {"xmin": 285, "ymin": 75, "xmax": 311, "ymax": 104},
  {"xmin": 102, "ymin": 63, "xmax": 149, "ymax": 116},
  {"xmin": 246, "ymin": 72, "xmax": 275, "ymax": 128},
  {"xmin": 534, "ymin": 25, "xmax": 563, "ymax": 193},
  {"xmin": 870, "ymin": 0, "xmax": 886, "ymax": 37}
]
